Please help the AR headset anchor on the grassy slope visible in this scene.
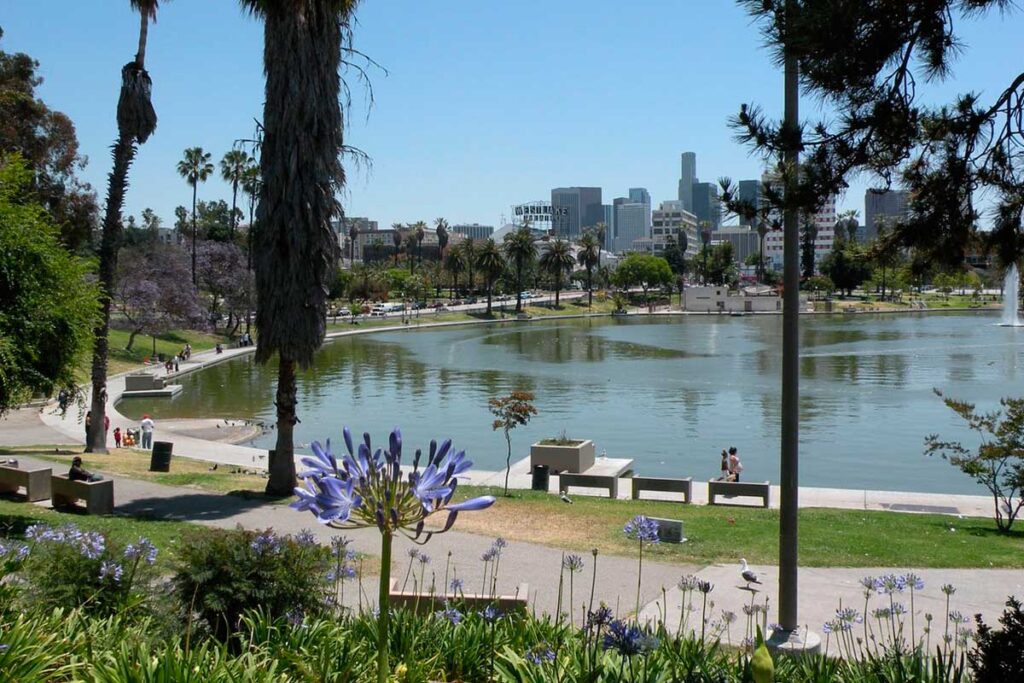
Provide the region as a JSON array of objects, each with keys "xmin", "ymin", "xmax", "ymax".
[{"xmin": 447, "ymin": 486, "xmax": 1024, "ymax": 569}]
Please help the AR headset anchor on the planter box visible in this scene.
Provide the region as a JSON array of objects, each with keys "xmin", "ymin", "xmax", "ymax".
[{"xmin": 530, "ymin": 439, "xmax": 595, "ymax": 474}]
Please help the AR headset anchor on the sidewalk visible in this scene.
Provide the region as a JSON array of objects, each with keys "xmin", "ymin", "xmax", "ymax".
[{"xmin": 10, "ymin": 453, "xmax": 1021, "ymax": 646}]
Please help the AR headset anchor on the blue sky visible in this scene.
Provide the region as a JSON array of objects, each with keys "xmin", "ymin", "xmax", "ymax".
[{"xmin": 4, "ymin": 1, "xmax": 1021, "ymax": 230}]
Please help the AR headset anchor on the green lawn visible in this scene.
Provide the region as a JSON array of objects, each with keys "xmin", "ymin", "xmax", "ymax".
[
  {"xmin": 0, "ymin": 497, "xmax": 199, "ymax": 571},
  {"xmin": 447, "ymin": 486, "xmax": 1024, "ymax": 569},
  {"xmin": 85, "ymin": 328, "xmax": 234, "ymax": 377}
]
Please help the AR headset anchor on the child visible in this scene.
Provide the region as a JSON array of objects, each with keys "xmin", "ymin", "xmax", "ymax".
[
  {"xmin": 113, "ymin": 427, "xmax": 122, "ymax": 448},
  {"xmin": 720, "ymin": 450, "xmax": 729, "ymax": 480}
]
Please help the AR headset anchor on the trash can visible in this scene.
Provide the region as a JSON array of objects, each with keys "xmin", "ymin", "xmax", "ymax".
[
  {"xmin": 531, "ymin": 464, "xmax": 550, "ymax": 492},
  {"xmin": 150, "ymin": 441, "xmax": 173, "ymax": 472}
]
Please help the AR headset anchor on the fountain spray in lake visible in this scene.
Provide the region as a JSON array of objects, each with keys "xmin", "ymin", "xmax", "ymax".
[{"xmin": 1003, "ymin": 263, "xmax": 1021, "ymax": 327}]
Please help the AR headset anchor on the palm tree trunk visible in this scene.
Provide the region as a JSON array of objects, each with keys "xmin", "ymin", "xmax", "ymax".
[
  {"xmin": 190, "ymin": 182, "xmax": 198, "ymax": 286},
  {"xmin": 267, "ymin": 356, "xmax": 298, "ymax": 496},
  {"xmin": 230, "ymin": 181, "xmax": 239, "ymax": 241},
  {"xmin": 135, "ymin": 13, "xmax": 149, "ymax": 67},
  {"xmin": 88, "ymin": 134, "xmax": 137, "ymax": 453},
  {"xmin": 555, "ymin": 282, "xmax": 561, "ymax": 307},
  {"xmin": 515, "ymin": 265, "xmax": 523, "ymax": 313},
  {"xmin": 486, "ymin": 282, "xmax": 493, "ymax": 315},
  {"xmin": 587, "ymin": 269, "xmax": 593, "ymax": 308}
]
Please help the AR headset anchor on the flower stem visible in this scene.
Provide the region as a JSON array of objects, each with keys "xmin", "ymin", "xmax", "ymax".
[
  {"xmin": 634, "ymin": 540, "xmax": 643, "ymax": 620},
  {"xmin": 377, "ymin": 531, "xmax": 393, "ymax": 683}
]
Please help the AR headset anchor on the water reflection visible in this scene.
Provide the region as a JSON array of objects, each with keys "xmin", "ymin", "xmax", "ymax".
[{"xmin": 118, "ymin": 313, "xmax": 1022, "ymax": 494}]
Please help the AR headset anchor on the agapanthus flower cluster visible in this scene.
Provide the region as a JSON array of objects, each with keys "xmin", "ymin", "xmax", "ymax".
[
  {"xmin": 873, "ymin": 574, "xmax": 907, "ymax": 595},
  {"xmin": 25, "ymin": 524, "xmax": 106, "ymax": 560},
  {"xmin": 0, "ymin": 541, "xmax": 30, "ymax": 563},
  {"xmin": 122, "ymin": 537, "xmax": 158, "ymax": 565},
  {"xmin": 562, "ymin": 554, "xmax": 584, "ymax": 572},
  {"xmin": 586, "ymin": 603, "xmax": 614, "ymax": 630},
  {"xmin": 824, "ymin": 607, "xmax": 862, "ymax": 634},
  {"xmin": 623, "ymin": 515, "xmax": 660, "ymax": 543},
  {"xmin": 437, "ymin": 603, "xmax": 462, "ymax": 625},
  {"xmin": 525, "ymin": 646, "xmax": 556, "ymax": 665},
  {"xmin": 98, "ymin": 560, "xmax": 123, "ymax": 583},
  {"xmin": 294, "ymin": 529, "xmax": 318, "ymax": 547},
  {"xmin": 291, "ymin": 427, "xmax": 494, "ymax": 539},
  {"xmin": 602, "ymin": 620, "xmax": 658, "ymax": 657},
  {"xmin": 482, "ymin": 538, "xmax": 507, "ymax": 563},
  {"xmin": 449, "ymin": 578, "xmax": 464, "ymax": 592},
  {"xmin": 905, "ymin": 572, "xmax": 924, "ymax": 591},
  {"xmin": 479, "ymin": 604, "xmax": 502, "ymax": 623},
  {"xmin": 250, "ymin": 531, "xmax": 282, "ymax": 555},
  {"xmin": 327, "ymin": 536, "xmax": 357, "ymax": 582}
]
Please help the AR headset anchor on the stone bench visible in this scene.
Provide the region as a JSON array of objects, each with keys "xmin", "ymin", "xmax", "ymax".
[
  {"xmin": 631, "ymin": 476, "xmax": 692, "ymax": 504},
  {"xmin": 707, "ymin": 480, "xmax": 770, "ymax": 508},
  {"xmin": 51, "ymin": 474, "xmax": 114, "ymax": 515},
  {"xmin": 649, "ymin": 517, "xmax": 686, "ymax": 543},
  {"xmin": 0, "ymin": 464, "xmax": 52, "ymax": 502},
  {"xmin": 388, "ymin": 579, "xmax": 528, "ymax": 614},
  {"xmin": 559, "ymin": 472, "xmax": 619, "ymax": 499}
]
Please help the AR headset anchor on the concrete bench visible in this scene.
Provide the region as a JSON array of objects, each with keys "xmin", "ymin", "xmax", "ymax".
[
  {"xmin": 632, "ymin": 476, "xmax": 692, "ymax": 504},
  {"xmin": 559, "ymin": 472, "xmax": 619, "ymax": 499},
  {"xmin": 51, "ymin": 474, "xmax": 114, "ymax": 515},
  {"xmin": 0, "ymin": 464, "xmax": 52, "ymax": 502},
  {"xmin": 388, "ymin": 579, "xmax": 528, "ymax": 614},
  {"xmin": 707, "ymin": 480, "xmax": 770, "ymax": 508},
  {"xmin": 649, "ymin": 517, "xmax": 686, "ymax": 543}
]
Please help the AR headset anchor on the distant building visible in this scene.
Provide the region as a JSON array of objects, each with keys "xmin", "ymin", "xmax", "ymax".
[
  {"xmin": 333, "ymin": 216, "xmax": 379, "ymax": 262},
  {"xmin": 760, "ymin": 171, "xmax": 837, "ymax": 273},
  {"xmin": 551, "ymin": 187, "xmax": 603, "ymax": 238},
  {"xmin": 737, "ymin": 179, "xmax": 761, "ymax": 228},
  {"xmin": 651, "ymin": 200, "xmax": 698, "ymax": 258},
  {"xmin": 156, "ymin": 226, "xmax": 181, "ymax": 246},
  {"xmin": 691, "ymin": 182, "xmax": 721, "ymax": 229},
  {"xmin": 864, "ymin": 189, "xmax": 910, "ymax": 241},
  {"xmin": 712, "ymin": 225, "xmax": 760, "ymax": 265},
  {"xmin": 678, "ymin": 152, "xmax": 697, "ymax": 212},
  {"xmin": 602, "ymin": 204, "xmax": 615, "ymax": 251},
  {"xmin": 612, "ymin": 196, "xmax": 649, "ymax": 252},
  {"xmin": 451, "ymin": 223, "xmax": 494, "ymax": 241}
]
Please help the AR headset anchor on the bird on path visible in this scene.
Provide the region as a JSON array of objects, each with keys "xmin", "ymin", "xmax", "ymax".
[
  {"xmin": 740, "ymin": 558, "xmax": 761, "ymax": 588},
  {"xmin": 208, "ymin": 464, "xmax": 218, "ymax": 471},
  {"xmin": 560, "ymin": 491, "xmax": 573, "ymax": 504}
]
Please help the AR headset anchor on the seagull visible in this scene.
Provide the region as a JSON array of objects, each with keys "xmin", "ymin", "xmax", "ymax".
[
  {"xmin": 740, "ymin": 559, "xmax": 761, "ymax": 587},
  {"xmin": 560, "ymin": 491, "xmax": 574, "ymax": 504},
  {"xmin": 208, "ymin": 464, "xmax": 218, "ymax": 471}
]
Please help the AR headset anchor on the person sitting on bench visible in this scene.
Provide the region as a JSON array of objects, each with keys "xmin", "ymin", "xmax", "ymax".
[{"xmin": 69, "ymin": 456, "xmax": 103, "ymax": 482}]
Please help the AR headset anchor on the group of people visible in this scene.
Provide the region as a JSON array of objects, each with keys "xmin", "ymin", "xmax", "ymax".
[
  {"xmin": 84, "ymin": 412, "xmax": 155, "ymax": 450},
  {"xmin": 238, "ymin": 332, "xmax": 254, "ymax": 347},
  {"xmin": 719, "ymin": 446, "xmax": 744, "ymax": 482}
]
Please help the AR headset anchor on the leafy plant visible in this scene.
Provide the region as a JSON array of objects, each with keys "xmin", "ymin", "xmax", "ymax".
[
  {"xmin": 490, "ymin": 392, "xmax": 539, "ymax": 496},
  {"xmin": 925, "ymin": 390, "xmax": 1024, "ymax": 531},
  {"xmin": 969, "ymin": 596, "xmax": 1024, "ymax": 682}
]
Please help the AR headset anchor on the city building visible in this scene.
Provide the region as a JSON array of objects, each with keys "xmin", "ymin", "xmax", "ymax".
[
  {"xmin": 737, "ymin": 179, "xmax": 761, "ymax": 228},
  {"xmin": 760, "ymin": 171, "xmax": 837, "ymax": 273},
  {"xmin": 550, "ymin": 187, "xmax": 603, "ymax": 238},
  {"xmin": 711, "ymin": 225, "xmax": 760, "ymax": 265},
  {"xmin": 691, "ymin": 182, "xmax": 722, "ymax": 229},
  {"xmin": 612, "ymin": 196, "xmax": 649, "ymax": 252},
  {"xmin": 651, "ymin": 200, "xmax": 698, "ymax": 258},
  {"xmin": 678, "ymin": 152, "xmax": 696, "ymax": 211},
  {"xmin": 333, "ymin": 216, "xmax": 379, "ymax": 262},
  {"xmin": 602, "ymin": 204, "xmax": 615, "ymax": 251},
  {"xmin": 864, "ymin": 189, "xmax": 910, "ymax": 241},
  {"xmin": 451, "ymin": 223, "xmax": 494, "ymax": 241}
]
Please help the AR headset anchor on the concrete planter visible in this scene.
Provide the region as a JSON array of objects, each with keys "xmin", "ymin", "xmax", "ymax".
[{"xmin": 530, "ymin": 439, "xmax": 595, "ymax": 474}]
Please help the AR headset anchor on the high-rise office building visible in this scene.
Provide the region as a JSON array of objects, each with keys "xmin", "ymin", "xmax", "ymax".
[
  {"xmin": 678, "ymin": 152, "xmax": 697, "ymax": 211},
  {"xmin": 551, "ymin": 187, "xmax": 603, "ymax": 238},
  {"xmin": 864, "ymin": 189, "xmax": 910, "ymax": 241},
  {"xmin": 737, "ymin": 179, "xmax": 761, "ymax": 228},
  {"xmin": 651, "ymin": 200, "xmax": 699, "ymax": 258},
  {"xmin": 691, "ymin": 182, "xmax": 721, "ymax": 229},
  {"xmin": 451, "ymin": 223, "xmax": 494, "ymax": 241},
  {"xmin": 601, "ymin": 204, "xmax": 615, "ymax": 251},
  {"xmin": 612, "ymin": 197, "xmax": 649, "ymax": 252}
]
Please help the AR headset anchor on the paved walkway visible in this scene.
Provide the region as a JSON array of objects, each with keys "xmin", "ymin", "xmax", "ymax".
[{"xmin": 8, "ymin": 453, "xmax": 1021, "ymax": 650}]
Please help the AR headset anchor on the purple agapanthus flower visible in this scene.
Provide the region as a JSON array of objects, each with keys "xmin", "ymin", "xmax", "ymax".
[
  {"xmin": 562, "ymin": 554, "xmax": 584, "ymax": 572},
  {"xmin": 290, "ymin": 427, "xmax": 494, "ymax": 541},
  {"xmin": 525, "ymin": 646, "xmax": 556, "ymax": 665},
  {"xmin": 251, "ymin": 531, "xmax": 281, "ymax": 555},
  {"xmin": 479, "ymin": 605, "xmax": 502, "ymax": 623},
  {"xmin": 98, "ymin": 560, "xmax": 123, "ymax": 583},
  {"xmin": 438, "ymin": 603, "xmax": 462, "ymax": 625},
  {"xmin": 623, "ymin": 515, "xmax": 660, "ymax": 544},
  {"xmin": 603, "ymin": 620, "xmax": 657, "ymax": 656},
  {"xmin": 294, "ymin": 529, "xmax": 318, "ymax": 547},
  {"xmin": 450, "ymin": 578, "xmax": 464, "ymax": 592},
  {"xmin": 587, "ymin": 604, "xmax": 614, "ymax": 629},
  {"xmin": 874, "ymin": 574, "xmax": 907, "ymax": 595},
  {"xmin": 123, "ymin": 537, "xmax": 158, "ymax": 565}
]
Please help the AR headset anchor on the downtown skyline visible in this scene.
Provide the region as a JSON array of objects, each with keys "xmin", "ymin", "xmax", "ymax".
[{"xmin": 3, "ymin": 0, "xmax": 1020, "ymax": 231}]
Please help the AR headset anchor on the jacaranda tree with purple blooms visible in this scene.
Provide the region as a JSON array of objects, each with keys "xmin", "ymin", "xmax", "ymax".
[{"xmin": 292, "ymin": 426, "xmax": 495, "ymax": 683}]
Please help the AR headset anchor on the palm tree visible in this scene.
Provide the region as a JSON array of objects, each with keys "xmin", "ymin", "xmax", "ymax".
[
  {"xmin": 176, "ymin": 146, "xmax": 214, "ymax": 285},
  {"xmin": 539, "ymin": 238, "xmax": 575, "ymax": 307},
  {"xmin": 240, "ymin": 0, "xmax": 354, "ymax": 503},
  {"xmin": 503, "ymin": 224, "xmax": 537, "ymax": 313},
  {"xmin": 403, "ymin": 231, "xmax": 418, "ymax": 274},
  {"xmin": 699, "ymin": 220, "xmax": 713, "ymax": 284},
  {"xmin": 593, "ymin": 222, "xmax": 607, "ymax": 270},
  {"xmin": 347, "ymin": 221, "xmax": 359, "ymax": 266},
  {"xmin": 413, "ymin": 220, "xmax": 426, "ymax": 269},
  {"xmin": 459, "ymin": 237, "xmax": 476, "ymax": 294},
  {"xmin": 220, "ymin": 149, "xmax": 251, "ymax": 241},
  {"xmin": 241, "ymin": 162, "xmax": 260, "ymax": 271},
  {"xmin": 577, "ymin": 232, "xmax": 601, "ymax": 308},
  {"xmin": 435, "ymin": 217, "xmax": 449, "ymax": 256},
  {"xmin": 390, "ymin": 223, "xmax": 403, "ymax": 267},
  {"xmin": 444, "ymin": 247, "xmax": 465, "ymax": 299},
  {"xmin": 476, "ymin": 238, "xmax": 505, "ymax": 315},
  {"xmin": 87, "ymin": 0, "xmax": 165, "ymax": 454}
]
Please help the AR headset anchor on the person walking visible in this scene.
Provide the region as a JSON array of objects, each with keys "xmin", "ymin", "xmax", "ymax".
[
  {"xmin": 113, "ymin": 427, "xmax": 122, "ymax": 448},
  {"xmin": 140, "ymin": 414, "xmax": 155, "ymax": 450},
  {"xmin": 173, "ymin": 355, "xmax": 180, "ymax": 372},
  {"xmin": 84, "ymin": 411, "xmax": 92, "ymax": 441},
  {"xmin": 727, "ymin": 447, "xmax": 743, "ymax": 482}
]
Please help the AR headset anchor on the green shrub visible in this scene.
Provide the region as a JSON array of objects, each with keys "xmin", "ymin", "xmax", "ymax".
[
  {"xmin": 969, "ymin": 596, "xmax": 1024, "ymax": 682},
  {"xmin": 173, "ymin": 527, "xmax": 330, "ymax": 643}
]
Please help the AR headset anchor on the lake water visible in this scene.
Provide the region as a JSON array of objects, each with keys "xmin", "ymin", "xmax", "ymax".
[{"xmin": 119, "ymin": 312, "xmax": 1023, "ymax": 495}]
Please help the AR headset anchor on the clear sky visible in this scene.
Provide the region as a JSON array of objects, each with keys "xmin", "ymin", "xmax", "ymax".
[{"xmin": 4, "ymin": 1, "xmax": 1021, "ymax": 230}]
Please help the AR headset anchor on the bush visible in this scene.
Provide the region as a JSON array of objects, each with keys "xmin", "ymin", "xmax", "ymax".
[
  {"xmin": 16, "ymin": 523, "xmax": 160, "ymax": 617},
  {"xmin": 173, "ymin": 527, "xmax": 330, "ymax": 643},
  {"xmin": 969, "ymin": 596, "xmax": 1024, "ymax": 682}
]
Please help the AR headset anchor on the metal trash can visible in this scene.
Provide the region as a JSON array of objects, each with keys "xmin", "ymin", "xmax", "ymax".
[
  {"xmin": 531, "ymin": 464, "xmax": 550, "ymax": 491},
  {"xmin": 150, "ymin": 441, "xmax": 173, "ymax": 472}
]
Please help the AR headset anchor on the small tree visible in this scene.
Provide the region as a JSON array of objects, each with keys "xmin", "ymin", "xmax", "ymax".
[
  {"xmin": 925, "ymin": 389, "xmax": 1024, "ymax": 532},
  {"xmin": 489, "ymin": 391, "xmax": 538, "ymax": 496}
]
